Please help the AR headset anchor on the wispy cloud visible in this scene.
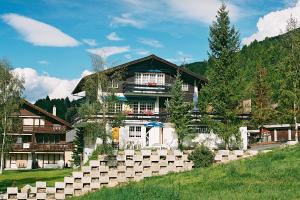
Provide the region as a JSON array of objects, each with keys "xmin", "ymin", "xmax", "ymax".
[
  {"xmin": 122, "ymin": 0, "xmax": 240, "ymax": 24},
  {"xmin": 136, "ymin": 50, "xmax": 150, "ymax": 56},
  {"xmin": 106, "ymin": 32, "xmax": 123, "ymax": 41},
  {"xmin": 110, "ymin": 13, "xmax": 144, "ymax": 28},
  {"xmin": 242, "ymin": 0, "xmax": 300, "ymax": 45},
  {"xmin": 82, "ymin": 38, "xmax": 97, "ymax": 46},
  {"xmin": 138, "ymin": 38, "xmax": 163, "ymax": 48},
  {"xmin": 167, "ymin": 51, "xmax": 194, "ymax": 64},
  {"xmin": 38, "ymin": 60, "xmax": 49, "ymax": 65},
  {"xmin": 86, "ymin": 46, "xmax": 130, "ymax": 59},
  {"xmin": 1, "ymin": 13, "xmax": 80, "ymax": 47}
]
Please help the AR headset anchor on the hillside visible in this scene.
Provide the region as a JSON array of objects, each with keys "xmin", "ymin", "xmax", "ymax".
[
  {"xmin": 185, "ymin": 28, "xmax": 300, "ymax": 99},
  {"xmin": 72, "ymin": 145, "xmax": 300, "ymax": 200}
]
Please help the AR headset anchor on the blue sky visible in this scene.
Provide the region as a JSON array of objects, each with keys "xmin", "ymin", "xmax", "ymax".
[{"xmin": 0, "ymin": 0, "xmax": 299, "ymax": 101}]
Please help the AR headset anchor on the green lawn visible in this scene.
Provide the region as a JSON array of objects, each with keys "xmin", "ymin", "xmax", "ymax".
[
  {"xmin": 0, "ymin": 168, "xmax": 73, "ymax": 193},
  {"xmin": 73, "ymin": 145, "xmax": 300, "ymax": 200}
]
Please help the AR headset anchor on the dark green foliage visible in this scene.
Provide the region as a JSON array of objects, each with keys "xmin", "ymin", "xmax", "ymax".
[
  {"xmin": 72, "ymin": 129, "xmax": 84, "ymax": 167},
  {"xmin": 184, "ymin": 61, "xmax": 208, "ymax": 76},
  {"xmin": 89, "ymin": 144, "xmax": 114, "ymax": 160},
  {"xmin": 35, "ymin": 96, "xmax": 80, "ymax": 122},
  {"xmin": 199, "ymin": 3, "xmax": 241, "ymax": 149},
  {"xmin": 251, "ymin": 63, "xmax": 275, "ymax": 127},
  {"xmin": 166, "ymin": 72, "xmax": 192, "ymax": 150},
  {"xmin": 188, "ymin": 145, "xmax": 215, "ymax": 168},
  {"xmin": 276, "ymin": 17, "xmax": 300, "ymax": 126}
]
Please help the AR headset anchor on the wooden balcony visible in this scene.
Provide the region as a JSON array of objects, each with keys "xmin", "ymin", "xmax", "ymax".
[
  {"xmin": 123, "ymin": 82, "xmax": 172, "ymax": 97},
  {"xmin": 11, "ymin": 142, "xmax": 73, "ymax": 152},
  {"xmin": 22, "ymin": 125, "xmax": 67, "ymax": 133}
]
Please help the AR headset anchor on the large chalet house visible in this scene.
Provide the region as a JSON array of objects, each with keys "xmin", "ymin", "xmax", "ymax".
[
  {"xmin": 5, "ymin": 100, "xmax": 73, "ymax": 170},
  {"xmin": 72, "ymin": 54, "xmax": 210, "ymax": 160}
]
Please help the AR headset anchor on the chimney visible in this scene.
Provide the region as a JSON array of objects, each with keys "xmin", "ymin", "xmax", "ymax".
[{"xmin": 52, "ymin": 105, "xmax": 56, "ymax": 116}]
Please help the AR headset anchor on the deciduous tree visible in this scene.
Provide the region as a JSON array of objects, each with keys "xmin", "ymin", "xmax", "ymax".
[{"xmin": 0, "ymin": 59, "xmax": 24, "ymax": 174}]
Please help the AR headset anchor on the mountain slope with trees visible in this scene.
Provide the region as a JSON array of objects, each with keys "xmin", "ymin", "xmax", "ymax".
[{"xmin": 186, "ymin": 27, "xmax": 300, "ymax": 101}]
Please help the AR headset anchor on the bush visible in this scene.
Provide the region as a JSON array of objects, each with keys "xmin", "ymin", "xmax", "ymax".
[
  {"xmin": 89, "ymin": 144, "xmax": 114, "ymax": 160},
  {"xmin": 188, "ymin": 145, "xmax": 215, "ymax": 168}
]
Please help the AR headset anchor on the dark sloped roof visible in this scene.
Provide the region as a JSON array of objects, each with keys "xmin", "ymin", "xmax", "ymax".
[
  {"xmin": 22, "ymin": 99, "xmax": 73, "ymax": 129},
  {"xmin": 72, "ymin": 54, "xmax": 208, "ymax": 95}
]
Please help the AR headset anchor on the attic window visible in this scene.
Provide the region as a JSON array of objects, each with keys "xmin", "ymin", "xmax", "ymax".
[
  {"xmin": 111, "ymin": 80, "xmax": 119, "ymax": 88},
  {"xmin": 181, "ymin": 83, "xmax": 189, "ymax": 91}
]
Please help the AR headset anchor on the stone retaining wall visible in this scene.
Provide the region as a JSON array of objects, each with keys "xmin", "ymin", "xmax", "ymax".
[{"xmin": 2, "ymin": 149, "xmax": 260, "ymax": 200}]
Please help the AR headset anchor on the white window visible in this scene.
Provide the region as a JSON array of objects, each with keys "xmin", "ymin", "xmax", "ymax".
[
  {"xmin": 193, "ymin": 126, "xmax": 209, "ymax": 134},
  {"xmin": 109, "ymin": 102, "xmax": 123, "ymax": 113},
  {"xmin": 111, "ymin": 80, "xmax": 118, "ymax": 88},
  {"xmin": 129, "ymin": 126, "xmax": 142, "ymax": 137},
  {"xmin": 34, "ymin": 119, "xmax": 40, "ymax": 126},
  {"xmin": 135, "ymin": 73, "xmax": 142, "ymax": 85},
  {"xmin": 23, "ymin": 118, "xmax": 34, "ymax": 126},
  {"xmin": 182, "ymin": 83, "xmax": 189, "ymax": 91},
  {"xmin": 135, "ymin": 73, "xmax": 165, "ymax": 85},
  {"xmin": 40, "ymin": 119, "xmax": 45, "ymax": 126},
  {"xmin": 129, "ymin": 102, "xmax": 155, "ymax": 114}
]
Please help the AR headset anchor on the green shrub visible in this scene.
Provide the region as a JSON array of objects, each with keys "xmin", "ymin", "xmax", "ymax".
[
  {"xmin": 188, "ymin": 145, "xmax": 215, "ymax": 168},
  {"xmin": 89, "ymin": 144, "xmax": 114, "ymax": 160}
]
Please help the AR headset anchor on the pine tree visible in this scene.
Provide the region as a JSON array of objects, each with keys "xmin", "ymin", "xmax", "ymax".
[
  {"xmin": 72, "ymin": 129, "xmax": 84, "ymax": 167},
  {"xmin": 251, "ymin": 63, "xmax": 275, "ymax": 127},
  {"xmin": 277, "ymin": 16, "xmax": 300, "ymax": 141},
  {"xmin": 199, "ymin": 3, "xmax": 241, "ymax": 149},
  {"xmin": 166, "ymin": 72, "xmax": 192, "ymax": 150}
]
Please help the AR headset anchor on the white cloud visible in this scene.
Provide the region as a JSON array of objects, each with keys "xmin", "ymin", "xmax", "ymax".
[
  {"xmin": 166, "ymin": 0, "xmax": 239, "ymax": 24},
  {"xmin": 38, "ymin": 60, "xmax": 49, "ymax": 65},
  {"xmin": 124, "ymin": 54, "xmax": 132, "ymax": 59},
  {"xmin": 136, "ymin": 50, "xmax": 150, "ymax": 56},
  {"xmin": 82, "ymin": 38, "xmax": 97, "ymax": 46},
  {"xmin": 122, "ymin": 0, "xmax": 240, "ymax": 24},
  {"xmin": 81, "ymin": 69, "xmax": 93, "ymax": 77},
  {"xmin": 106, "ymin": 32, "xmax": 123, "ymax": 41},
  {"xmin": 110, "ymin": 13, "xmax": 144, "ymax": 28},
  {"xmin": 13, "ymin": 68, "xmax": 84, "ymax": 102},
  {"xmin": 242, "ymin": 1, "xmax": 300, "ymax": 45},
  {"xmin": 167, "ymin": 51, "xmax": 194, "ymax": 64},
  {"xmin": 86, "ymin": 46, "xmax": 130, "ymax": 59},
  {"xmin": 138, "ymin": 38, "xmax": 163, "ymax": 48},
  {"xmin": 2, "ymin": 13, "xmax": 80, "ymax": 47}
]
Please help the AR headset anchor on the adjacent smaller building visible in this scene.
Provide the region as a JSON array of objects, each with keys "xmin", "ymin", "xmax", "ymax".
[{"xmin": 5, "ymin": 100, "xmax": 73, "ymax": 170}]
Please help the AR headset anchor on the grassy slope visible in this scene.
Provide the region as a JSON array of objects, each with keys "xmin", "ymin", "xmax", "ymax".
[
  {"xmin": 0, "ymin": 168, "xmax": 73, "ymax": 192},
  {"xmin": 73, "ymin": 145, "xmax": 300, "ymax": 200}
]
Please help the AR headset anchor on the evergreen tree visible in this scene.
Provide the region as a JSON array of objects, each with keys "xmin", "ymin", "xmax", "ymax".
[
  {"xmin": 166, "ymin": 72, "xmax": 192, "ymax": 150},
  {"xmin": 199, "ymin": 3, "xmax": 241, "ymax": 149},
  {"xmin": 251, "ymin": 63, "xmax": 275, "ymax": 127},
  {"xmin": 72, "ymin": 129, "xmax": 84, "ymax": 167},
  {"xmin": 0, "ymin": 59, "xmax": 24, "ymax": 174},
  {"xmin": 276, "ymin": 16, "xmax": 300, "ymax": 141}
]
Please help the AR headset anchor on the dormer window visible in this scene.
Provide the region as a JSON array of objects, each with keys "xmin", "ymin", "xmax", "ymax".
[
  {"xmin": 111, "ymin": 80, "xmax": 118, "ymax": 88},
  {"xmin": 182, "ymin": 83, "xmax": 189, "ymax": 91}
]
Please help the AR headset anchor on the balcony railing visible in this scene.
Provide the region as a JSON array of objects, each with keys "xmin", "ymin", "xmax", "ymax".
[
  {"xmin": 21, "ymin": 125, "xmax": 66, "ymax": 133},
  {"xmin": 11, "ymin": 142, "xmax": 73, "ymax": 152},
  {"xmin": 123, "ymin": 82, "xmax": 171, "ymax": 96}
]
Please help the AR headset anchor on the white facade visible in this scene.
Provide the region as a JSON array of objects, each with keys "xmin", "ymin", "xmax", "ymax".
[{"xmin": 5, "ymin": 153, "xmax": 32, "ymax": 170}]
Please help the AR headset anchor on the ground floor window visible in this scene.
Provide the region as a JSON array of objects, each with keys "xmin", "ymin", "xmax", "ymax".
[
  {"xmin": 37, "ymin": 154, "xmax": 63, "ymax": 166},
  {"xmin": 129, "ymin": 126, "xmax": 142, "ymax": 137}
]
